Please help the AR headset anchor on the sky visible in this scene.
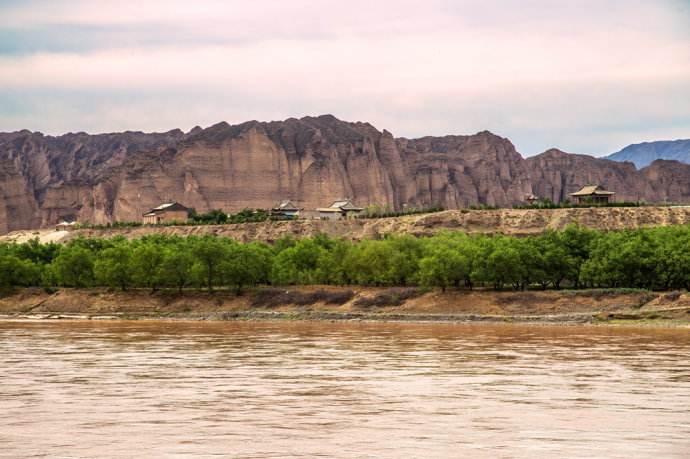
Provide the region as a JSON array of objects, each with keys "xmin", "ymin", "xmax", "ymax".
[{"xmin": 0, "ymin": 0, "xmax": 689, "ymax": 156}]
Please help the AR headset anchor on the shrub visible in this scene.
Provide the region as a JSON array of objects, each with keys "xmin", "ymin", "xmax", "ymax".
[
  {"xmin": 354, "ymin": 287, "xmax": 421, "ymax": 308},
  {"xmin": 322, "ymin": 289, "xmax": 356, "ymax": 305},
  {"xmin": 250, "ymin": 288, "xmax": 355, "ymax": 308},
  {"xmin": 664, "ymin": 291, "xmax": 682, "ymax": 302}
]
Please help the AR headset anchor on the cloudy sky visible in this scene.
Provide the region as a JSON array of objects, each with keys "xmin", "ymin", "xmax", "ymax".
[{"xmin": 1, "ymin": 0, "xmax": 689, "ymax": 156}]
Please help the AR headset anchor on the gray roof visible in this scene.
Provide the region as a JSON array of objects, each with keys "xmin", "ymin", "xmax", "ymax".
[
  {"xmin": 273, "ymin": 200, "xmax": 300, "ymax": 211},
  {"xmin": 144, "ymin": 202, "xmax": 189, "ymax": 215},
  {"xmin": 325, "ymin": 199, "xmax": 363, "ymax": 211}
]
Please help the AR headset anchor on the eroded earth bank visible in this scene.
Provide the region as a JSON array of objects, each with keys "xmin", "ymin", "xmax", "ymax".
[{"xmin": 2, "ymin": 286, "xmax": 688, "ymax": 326}]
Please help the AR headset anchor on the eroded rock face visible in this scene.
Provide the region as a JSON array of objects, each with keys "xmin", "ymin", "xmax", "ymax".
[
  {"xmin": 1, "ymin": 115, "xmax": 690, "ymax": 233},
  {"xmin": 525, "ymin": 149, "xmax": 655, "ymax": 203},
  {"xmin": 641, "ymin": 160, "xmax": 690, "ymax": 203},
  {"xmin": 524, "ymin": 149, "xmax": 690, "ymax": 204}
]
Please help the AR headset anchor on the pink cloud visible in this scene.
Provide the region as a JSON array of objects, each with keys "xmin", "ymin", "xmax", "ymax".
[{"xmin": 0, "ymin": 0, "xmax": 688, "ymax": 155}]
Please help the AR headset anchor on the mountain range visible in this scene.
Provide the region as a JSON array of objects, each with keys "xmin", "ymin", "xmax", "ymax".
[
  {"xmin": 1, "ymin": 115, "xmax": 689, "ymax": 234},
  {"xmin": 606, "ymin": 139, "xmax": 690, "ymax": 169}
]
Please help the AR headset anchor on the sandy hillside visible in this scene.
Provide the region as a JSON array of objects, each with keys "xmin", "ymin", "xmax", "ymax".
[{"xmin": 3, "ymin": 206, "xmax": 690, "ymax": 244}]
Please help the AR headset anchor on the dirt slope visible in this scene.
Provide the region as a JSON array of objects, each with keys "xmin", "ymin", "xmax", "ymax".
[
  {"xmin": 3, "ymin": 206, "xmax": 690, "ymax": 244},
  {"xmin": 1, "ymin": 287, "xmax": 687, "ymax": 325}
]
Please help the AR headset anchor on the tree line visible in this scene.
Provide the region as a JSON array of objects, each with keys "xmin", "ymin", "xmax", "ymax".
[{"xmin": 2, "ymin": 225, "xmax": 690, "ymax": 293}]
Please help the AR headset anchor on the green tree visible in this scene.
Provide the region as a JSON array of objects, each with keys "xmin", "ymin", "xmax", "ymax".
[
  {"xmin": 472, "ymin": 236, "xmax": 522, "ymax": 289},
  {"xmin": 386, "ymin": 236, "xmax": 423, "ymax": 286},
  {"xmin": 342, "ymin": 240, "xmax": 398, "ymax": 286},
  {"xmin": 579, "ymin": 230, "xmax": 658, "ymax": 288},
  {"xmin": 219, "ymin": 242, "xmax": 272, "ymax": 294},
  {"xmin": 131, "ymin": 243, "xmax": 164, "ymax": 291},
  {"xmin": 274, "ymin": 236, "xmax": 297, "ymax": 253},
  {"xmin": 52, "ymin": 245, "xmax": 94, "ymax": 287},
  {"xmin": 14, "ymin": 238, "xmax": 61, "ymax": 265},
  {"xmin": 190, "ymin": 209, "xmax": 228, "ymax": 224},
  {"xmin": 0, "ymin": 255, "xmax": 41, "ymax": 288},
  {"xmin": 418, "ymin": 251, "xmax": 469, "ymax": 291},
  {"xmin": 245, "ymin": 242, "xmax": 274, "ymax": 285},
  {"xmin": 159, "ymin": 246, "xmax": 195, "ymax": 292},
  {"xmin": 418, "ymin": 234, "xmax": 472, "ymax": 290},
  {"xmin": 315, "ymin": 239, "xmax": 351, "ymax": 285},
  {"xmin": 559, "ymin": 225, "xmax": 597, "ymax": 287},
  {"xmin": 192, "ymin": 236, "xmax": 228, "ymax": 291},
  {"xmin": 270, "ymin": 239, "xmax": 325, "ymax": 285},
  {"xmin": 94, "ymin": 244, "xmax": 133, "ymax": 290},
  {"xmin": 654, "ymin": 227, "xmax": 690, "ymax": 289},
  {"xmin": 514, "ymin": 238, "xmax": 544, "ymax": 290}
]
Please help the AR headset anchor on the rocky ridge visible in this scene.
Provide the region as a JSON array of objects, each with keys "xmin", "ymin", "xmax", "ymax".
[
  {"xmin": 2, "ymin": 115, "xmax": 690, "ymax": 233},
  {"xmin": 606, "ymin": 139, "xmax": 690, "ymax": 168}
]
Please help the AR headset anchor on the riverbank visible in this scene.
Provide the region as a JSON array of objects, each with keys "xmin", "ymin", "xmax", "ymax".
[{"xmin": 1, "ymin": 286, "xmax": 688, "ymax": 326}]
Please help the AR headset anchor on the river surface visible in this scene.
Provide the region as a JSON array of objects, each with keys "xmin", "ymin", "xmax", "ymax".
[{"xmin": 0, "ymin": 321, "xmax": 688, "ymax": 458}]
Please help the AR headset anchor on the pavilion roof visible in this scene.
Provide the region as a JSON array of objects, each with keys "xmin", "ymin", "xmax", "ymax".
[{"xmin": 570, "ymin": 185, "xmax": 615, "ymax": 196}]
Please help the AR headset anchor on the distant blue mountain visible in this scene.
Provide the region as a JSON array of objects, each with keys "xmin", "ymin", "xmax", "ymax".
[{"xmin": 606, "ymin": 139, "xmax": 690, "ymax": 169}]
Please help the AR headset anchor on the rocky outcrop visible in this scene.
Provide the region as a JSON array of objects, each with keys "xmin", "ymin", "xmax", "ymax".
[
  {"xmin": 641, "ymin": 160, "xmax": 690, "ymax": 203},
  {"xmin": 397, "ymin": 131, "xmax": 532, "ymax": 208},
  {"xmin": 0, "ymin": 129, "xmax": 184, "ymax": 233},
  {"xmin": 525, "ymin": 149, "xmax": 655, "ymax": 203},
  {"xmin": 525, "ymin": 149, "xmax": 690, "ymax": 204},
  {"xmin": 1, "ymin": 115, "xmax": 690, "ymax": 233}
]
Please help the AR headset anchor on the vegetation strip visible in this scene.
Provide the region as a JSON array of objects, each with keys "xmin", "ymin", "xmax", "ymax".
[{"xmin": 3, "ymin": 225, "xmax": 690, "ymax": 292}]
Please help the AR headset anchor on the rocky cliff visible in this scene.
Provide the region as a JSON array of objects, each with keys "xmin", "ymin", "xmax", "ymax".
[
  {"xmin": 0, "ymin": 128, "xmax": 185, "ymax": 233},
  {"xmin": 2, "ymin": 115, "xmax": 690, "ymax": 233},
  {"xmin": 525, "ymin": 149, "xmax": 690, "ymax": 204}
]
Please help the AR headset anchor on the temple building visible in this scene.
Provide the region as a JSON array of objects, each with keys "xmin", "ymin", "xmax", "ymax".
[
  {"xmin": 569, "ymin": 185, "xmax": 615, "ymax": 204},
  {"xmin": 142, "ymin": 202, "xmax": 190, "ymax": 224},
  {"xmin": 316, "ymin": 199, "xmax": 364, "ymax": 220},
  {"xmin": 270, "ymin": 200, "xmax": 301, "ymax": 219}
]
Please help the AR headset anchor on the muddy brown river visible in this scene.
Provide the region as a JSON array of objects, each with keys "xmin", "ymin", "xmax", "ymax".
[{"xmin": 0, "ymin": 321, "xmax": 688, "ymax": 458}]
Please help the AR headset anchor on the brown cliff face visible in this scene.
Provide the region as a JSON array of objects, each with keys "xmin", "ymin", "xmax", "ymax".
[
  {"xmin": 641, "ymin": 160, "xmax": 690, "ymax": 203},
  {"xmin": 0, "ymin": 129, "xmax": 184, "ymax": 233},
  {"xmin": 525, "ymin": 149, "xmax": 690, "ymax": 204},
  {"xmin": 397, "ymin": 131, "xmax": 532, "ymax": 208},
  {"xmin": 1, "ymin": 115, "xmax": 689, "ymax": 233},
  {"xmin": 525, "ymin": 149, "xmax": 655, "ymax": 203}
]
